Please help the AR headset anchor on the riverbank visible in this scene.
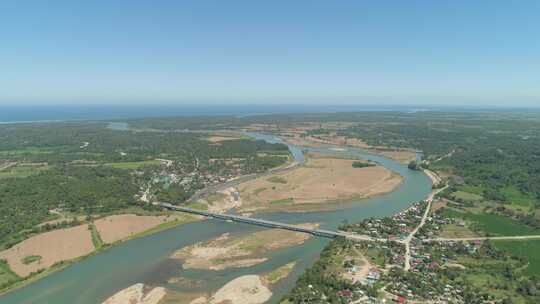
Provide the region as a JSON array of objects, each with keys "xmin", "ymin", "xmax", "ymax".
[
  {"xmin": 171, "ymin": 224, "xmax": 317, "ymax": 271},
  {"xmin": 0, "ymin": 131, "xmax": 433, "ymax": 304},
  {"xmin": 0, "ymin": 212, "xmax": 197, "ymax": 296},
  {"xmin": 236, "ymin": 152, "xmax": 403, "ymax": 213}
]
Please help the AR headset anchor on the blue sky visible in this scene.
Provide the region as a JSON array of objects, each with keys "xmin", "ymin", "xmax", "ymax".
[{"xmin": 1, "ymin": 1, "xmax": 539, "ymax": 106}]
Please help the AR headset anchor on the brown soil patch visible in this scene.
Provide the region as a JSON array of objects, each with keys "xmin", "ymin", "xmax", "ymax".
[
  {"xmin": 431, "ymin": 199, "xmax": 448, "ymax": 213},
  {"xmin": 238, "ymin": 154, "xmax": 403, "ymax": 211},
  {"xmin": 94, "ymin": 214, "xmax": 184, "ymax": 244},
  {"xmin": 377, "ymin": 150, "xmax": 417, "ymax": 164},
  {"xmin": 205, "ymin": 136, "xmax": 241, "ymax": 143},
  {"xmin": 0, "ymin": 224, "xmax": 95, "ymax": 277}
]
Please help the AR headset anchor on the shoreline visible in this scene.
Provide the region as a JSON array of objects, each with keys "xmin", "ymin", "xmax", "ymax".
[
  {"xmin": 0, "ymin": 132, "xmax": 429, "ymax": 302},
  {"xmin": 0, "ymin": 214, "xmax": 198, "ymax": 296}
]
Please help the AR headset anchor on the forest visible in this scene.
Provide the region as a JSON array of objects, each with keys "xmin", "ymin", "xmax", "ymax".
[{"xmin": 0, "ymin": 121, "xmax": 289, "ymax": 250}]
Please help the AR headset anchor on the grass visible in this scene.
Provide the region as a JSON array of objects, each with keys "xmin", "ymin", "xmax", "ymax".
[
  {"xmin": 21, "ymin": 255, "xmax": 42, "ymax": 265},
  {"xmin": 0, "ymin": 165, "xmax": 49, "ymax": 179},
  {"xmin": 264, "ymin": 261, "xmax": 297, "ymax": 284},
  {"xmin": 88, "ymin": 223, "xmax": 104, "ymax": 249},
  {"xmin": 267, "ymin": 176, "xmax": 288, "ymax": 184},
  {"xmin": 0, "ymin": 260, "xmax": 20, "ymax": 288},
  {"xmin": 105, "ymin": 160, "xmax": 161, "ymax": 170},
  {"xmin": 0, "ymin": 147, "xmax": 53, "ymax": 156},
  {"xmin": 186, "ymin": 202, "xmax": 208, "ymax": 210},
  {"xmin": 456, "ymin": 185, "xmax": 486, "ymax": 195},
  {"xmin": 235, "ymin": 235, "xmax": 267, "ymax": 252},
  {"xmin": 253, "ymin": 187, "xmax": 267, "ymax": 196},
  {"xmin": 439, "ymin": 223, "xmax": 477, "ymax": 238},
  {"xmin": 451, "ymin": 191, "xmax": 483, "ymax": 202},
  {"xmin": 494, "ymin": 240, "xmax": 540, "ymax": 276},
  {"xmin": 442, "ymin": 208, "xmax": 540, "ymax": 236},
  {"xmin": 501, "ymin": 186, "xmax": 536, "ymax": 207},
  {"xmin": 269, "ymin": 198, "xmax": 294, "ymax": 205}
]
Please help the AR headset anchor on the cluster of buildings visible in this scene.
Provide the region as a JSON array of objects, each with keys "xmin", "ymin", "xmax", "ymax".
[{"xmin": 345, "ymin": 201, "xmax": 428, "ymax": 242}]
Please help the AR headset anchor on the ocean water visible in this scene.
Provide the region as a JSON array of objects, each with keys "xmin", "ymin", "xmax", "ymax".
[{"xmin": 0, "ymin": 104, "xmax": 429, "ymax": 123}]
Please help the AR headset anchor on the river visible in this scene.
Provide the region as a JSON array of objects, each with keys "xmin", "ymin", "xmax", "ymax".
[{"xmin": 0, "ymin": 132, "xmax": 432, "ymax": 304}]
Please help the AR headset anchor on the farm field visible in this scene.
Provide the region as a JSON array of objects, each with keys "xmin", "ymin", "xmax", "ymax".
[
  {"xmin": 104, "ymin": 160, "xmax": 161, "ymax": 170},
  {"xmin": 442, "ymin": 208, "xmax": 540, "ymax": 236},
  {"xmin": 494, "ymin": 240, "xmax": 540, "ymax": 276}
]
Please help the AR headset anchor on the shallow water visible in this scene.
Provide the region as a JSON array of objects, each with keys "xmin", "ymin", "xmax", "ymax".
[{"xmin": 0, "ymin": 133, "xmax": 431, "ymax": 304}]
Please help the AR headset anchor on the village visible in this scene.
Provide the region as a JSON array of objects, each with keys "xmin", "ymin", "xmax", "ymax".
[{"xmin": 319, "ymin": 198, "xmax": 489, "ymax": 304}]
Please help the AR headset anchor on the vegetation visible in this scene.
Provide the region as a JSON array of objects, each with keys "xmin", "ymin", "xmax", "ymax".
[
  {"xmin": 268, "ymin": 176, "xmax": 288, "ymax": 184},
  {"xmin": 265, "ymin": 262, "xmax": 297, "ymax": 284},
  {"xmin": 104, "ymin": 160, "xmax": 161, "ymax": 169},
  {"xmin": 0, "ymin": 119, "xmax": 290, "ymax": 284},
  {"xmin": 352, "ymin": 161, "xmax": 374, "ymax": 168},
  {"xmin": 270, "ymin": 198, "xmax": 294, "ymax": 205},
  {"xmin": 88, "ymin": 223, "xmax": 104, "ymax": 249},
  {"xmin": 21, "ymin": 255, "xmax": 42, "ymax": 265},
  {"xmin": 407, "ymin": 160, "xmax": 422, "ymax": 171},
  {"xmin": 0, "ymin": 260, "xmax": 20, "ymax": 290},
  {"xmin": 442, "ymin": 208, "xmax": 540, "ymax": 236},
  {"xmin": 494, "ymin": 240, "xmax": 540, "ymax": 276}
]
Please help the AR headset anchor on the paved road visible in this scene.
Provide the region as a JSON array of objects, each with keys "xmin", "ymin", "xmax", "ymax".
[
  {"xmin": 403, "ymin": 184, "xmax": 448, "ymax": 271},
  {"xmin": 424, "ymin": 235, "xmax": 540, "ymax": 242},
  {"xmin": 157, "ymin": 202, "xmax": 383, "ymax": 241}
]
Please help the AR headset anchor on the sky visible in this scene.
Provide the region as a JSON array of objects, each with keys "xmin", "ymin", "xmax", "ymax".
[{"xmin": 1, "ymin": 1, "xmax": 539, "ymax": 107}]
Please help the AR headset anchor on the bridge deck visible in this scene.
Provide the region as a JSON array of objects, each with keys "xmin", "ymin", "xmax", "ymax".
[{"xmin": 158, "ymin": 203, "xmax": 351, "ymax": 239}]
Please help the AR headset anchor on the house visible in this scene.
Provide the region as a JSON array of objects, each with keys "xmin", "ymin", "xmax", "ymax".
[
  {"xmin": 395, "ymin": 295, "xmax": 407, "ymax": 303},
  {"xmin": 338, "ymin": 289, "xmax": 353, "ymax": 299}
]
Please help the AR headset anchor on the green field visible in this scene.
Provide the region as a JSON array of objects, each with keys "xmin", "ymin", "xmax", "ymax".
[
  {"xmin": 0, "ymin": 165, "xmax": 50, "ymax": 179},
  {"xmin": 442, "ymin": 208, "xmax": 540, "ymax": 236},
  {"xmin": 104, "ymin": 160, "xmax": 161, "ymax": 169},
  {"xmin": 494, "ymin": 240, "xmax": 540, "ymax": 276},
  {"xmin": 0, "ymin": 260, "xmax": 20, "ymax": 289},
  {"xmin": 186, "ymin": 202, "xmax": 208, "ymax": 210},
  {"xmin": 451, "ymin": 191, "xmax": 483, "ymax": 202},
  {"xmin": 0, "ymin": 147, "xmax": 53, "ymax": 156},
  {"xmin": 267, "ymin": 176, "xmax": 287, "ymax": 184},
  {"xmin": 269, "ymin": 198, "xmax": 294, "ymax": 205},
  {"xmin": 501, "ymin": 186, "xmax": 536, "ymax": 207},
  {"xmin": 456, "ymin": 185, "xmax": 486, "ymax": 195}
]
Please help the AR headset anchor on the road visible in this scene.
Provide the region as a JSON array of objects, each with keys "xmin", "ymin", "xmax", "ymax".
[
  {"xmin": 424, "ymin": 235, "xmax": 540, "ymax": 242},
  {"xmin": 403, "ymin": 184, "xmax": 448, "ymax": 271},
  {"xmin": 157, "ymin": 202, "xmax": 386, "ymax": 241}
]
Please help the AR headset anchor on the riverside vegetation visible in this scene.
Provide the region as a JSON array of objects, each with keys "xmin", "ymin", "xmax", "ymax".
[{"xmin": 0, "ymin": 121, "xmax": 289, "ymax": 291}]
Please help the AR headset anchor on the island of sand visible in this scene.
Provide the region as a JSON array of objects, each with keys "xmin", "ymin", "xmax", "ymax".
[
  {"xmin": 236, "ymin": 153, "xmax": 403, "ymax": 212},
  {"xmin": 101, "ymin": 283, "xmax": 166, "ymax": 304},
  {"xmin": 171, "ymin": 225, "xmax": 316, "ymax": 271}
]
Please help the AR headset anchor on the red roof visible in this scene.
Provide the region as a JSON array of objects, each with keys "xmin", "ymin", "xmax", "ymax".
[{"xmin": 396, "ymin": 295, "xmax": 407, "ymax": 303}]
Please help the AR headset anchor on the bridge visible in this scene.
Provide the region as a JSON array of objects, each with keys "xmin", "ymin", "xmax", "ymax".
[{"xmin": 157, "ymin": 202, "xmax": 376, "ymax": 241}]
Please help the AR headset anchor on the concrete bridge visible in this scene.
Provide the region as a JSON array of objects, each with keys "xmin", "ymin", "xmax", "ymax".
[{"xmin": 157, "ymin": 202, "xmax": 376, "ymax": 241}]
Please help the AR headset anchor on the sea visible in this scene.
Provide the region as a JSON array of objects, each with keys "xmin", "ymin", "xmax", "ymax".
[
  {"xmin": 0, "ymin": 104, "xmax": 433, "ymax": 123},
  {"xmin": 1, "ymin": 104, "xmax": 532, "ymax": 124}
]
